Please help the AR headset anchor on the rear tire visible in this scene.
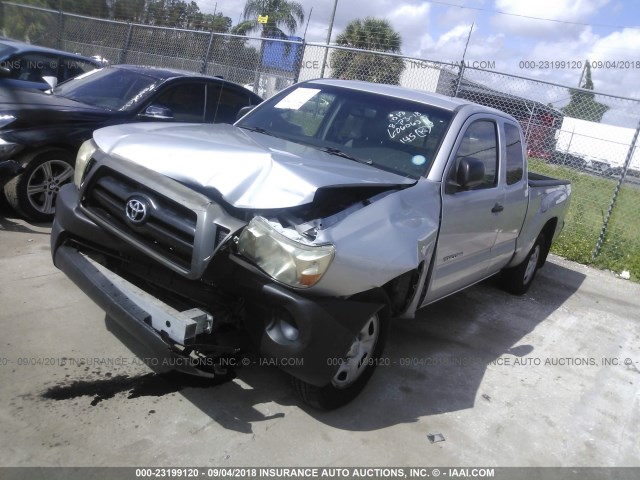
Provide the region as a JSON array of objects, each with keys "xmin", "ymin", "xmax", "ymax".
[
  {"xmin": 3, "ymin": 149, "xmax": 74, "ymax": 222},
  {"xmin": 500, "ymin": 233, "xmax": 545, "ymax": 295},
  {"xmin": 292, "ymin": 300, "xmax": 390, "ymax": 410}
]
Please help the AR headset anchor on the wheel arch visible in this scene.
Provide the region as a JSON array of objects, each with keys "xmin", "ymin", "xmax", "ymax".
[
  {"xmin": 382, "ymin": 265, "xmax": 423, "ymax": 318},
  {"xmin": 16, "ymin": 144, "xmax": 78, "ymax": 166},
  {"xmin": 538, "ymin": 217, "xmax": 558, "ymax": 268}
]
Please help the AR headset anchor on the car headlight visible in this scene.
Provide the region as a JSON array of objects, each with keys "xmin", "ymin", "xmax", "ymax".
[
  {"xmin": 238, "ymin": 216, "xmax": 335, "ymax": 288},
  {"xmin": 0, "ymin": 137, "xmax": 22, "ymax": 159},
  {"xmin": 0, "ymin": 115, "xmax": 16, "ymax": 129},
  {"xmin": 74, "ymin": 138, "xmax": 98, "ymax": 188}
]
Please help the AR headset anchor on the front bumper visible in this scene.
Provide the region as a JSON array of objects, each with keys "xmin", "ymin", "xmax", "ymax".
[{"xmin": 52, "ymin": 184, "xmax": 385, "ymax": 387}]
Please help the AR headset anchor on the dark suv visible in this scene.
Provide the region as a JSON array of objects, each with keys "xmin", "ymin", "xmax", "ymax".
[{"xmin": 0, "ymin": 64, "xmax": 262, "ymax": 221}]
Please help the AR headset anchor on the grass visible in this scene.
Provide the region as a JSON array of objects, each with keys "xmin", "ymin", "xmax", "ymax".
[{"xmin": 529, "ymin": 158, "xmax": 640, "ymax": 282}]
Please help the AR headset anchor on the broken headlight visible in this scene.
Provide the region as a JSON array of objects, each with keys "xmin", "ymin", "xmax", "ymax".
[{"xmin": 238, "ymin": 216, "xmax": 335, "ymax": 288}]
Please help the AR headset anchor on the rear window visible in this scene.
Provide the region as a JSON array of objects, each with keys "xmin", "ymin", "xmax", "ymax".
[{"xmin": 505, "ymin": 123, "xmax": 524, "ymax": 185}]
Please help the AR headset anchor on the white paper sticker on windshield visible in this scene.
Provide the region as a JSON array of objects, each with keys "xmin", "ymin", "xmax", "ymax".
[
  {"xmin": 387, "ymin": 111, "xmax": 434, "ymax": 142},
  {"xmin": 274, "ymin": 87, "xmax": 321, "ymax": 110}
]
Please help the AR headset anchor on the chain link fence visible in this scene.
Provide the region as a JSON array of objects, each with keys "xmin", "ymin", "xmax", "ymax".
[
  {"xmin": 0, "ymin": 1, "xmax": 304, "ymax": 95},
  {"xmin": 456, "ymin": 66, "xmax": 640, "ymax": 281},
  {"xmin": 2, "ymin": 1, "xmax": 639, "ymax": 280}
]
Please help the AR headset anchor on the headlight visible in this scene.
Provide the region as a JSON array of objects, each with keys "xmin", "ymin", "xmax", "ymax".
[
  {"xmin": 0, "ymin": 115, "xmax": 16, "ymax": 129},
  {"xmin": 0, "ymin": 137, "xmax": 22, "ymax": 159},
  {"xmin": 74, "ymin": 138, "xmax": 98, "ymax": 188},
  {"xmin": 238, "ymin": 216, "xmax": 335, "ymax": 288}
]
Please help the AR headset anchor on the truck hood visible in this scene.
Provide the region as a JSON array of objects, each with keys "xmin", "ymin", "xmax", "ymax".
[{"xmin": 93, "ymin": 123, "xmax": 415, "ymax": 209}]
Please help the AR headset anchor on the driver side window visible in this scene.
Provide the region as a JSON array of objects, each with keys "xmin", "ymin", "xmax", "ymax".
[
  {"xmin": 153, "ymin": 83, "xmax": 206, "ymax": 122},
  {"xmin": 449, "ymin": 120, "xmax": 498, "ymax": 190}
]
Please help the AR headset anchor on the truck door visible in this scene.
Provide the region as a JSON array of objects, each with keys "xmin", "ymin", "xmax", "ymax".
[
  {"xmin": 425, "ymin": 116, "xmax": 505, "ymax": 303},
  {"xmin": 489, "ymin": 121, "xmax": 528, "ymax": 271}
]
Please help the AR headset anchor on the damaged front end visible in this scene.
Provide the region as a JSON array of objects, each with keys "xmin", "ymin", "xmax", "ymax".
[{"xmin": 51, "ymin": 153, "xmax": 397, "ymax": 387}]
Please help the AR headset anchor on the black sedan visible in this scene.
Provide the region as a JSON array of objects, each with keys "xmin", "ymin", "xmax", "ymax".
[
  {"xmin": 0, "ymin": 37, "xmax": 103, "ymax": 91},
  {"xmin": 0, "ymin": 64, "xmax": 262, "ymax": 221}
]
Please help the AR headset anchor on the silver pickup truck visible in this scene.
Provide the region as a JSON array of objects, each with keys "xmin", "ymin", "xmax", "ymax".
[{"xmin": 51, "ymin": 79, "xmax": 570, "ymax": 409}]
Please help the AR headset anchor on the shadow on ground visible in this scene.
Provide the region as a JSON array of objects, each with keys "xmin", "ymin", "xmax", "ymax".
[
  {"xmin": 0, "ymin": 201, "xmax": 50, "ymax": 235},
  {"xmin": 41, "ymin": 259, "xmax": 585, "ymax": 433}
]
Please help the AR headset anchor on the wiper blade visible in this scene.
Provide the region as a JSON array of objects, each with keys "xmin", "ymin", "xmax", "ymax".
[
  {"xmin": 318, "ymin": 147, "xmax": 372, "ymax": 165},
  {"xmin": 238, "ymin": 125, "xmax": 277, "ymax": 137}
]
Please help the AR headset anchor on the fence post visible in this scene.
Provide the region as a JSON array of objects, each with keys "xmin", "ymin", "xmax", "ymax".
[
  {"xmin": 293, "ymin": 40, "xmax": 305, "ymax": 83},
  {"xmin": 56, "ymin": 7, "xmax": 65, "ymax": 49},
  {"xmin": 201, "ymin": 31, "xmax": 215, "ymax": 74},
  {"xmin": 523, "ymin": 105, "xmax": 535, "ymax": 146},
  {"xmin": 119, "ymin": 22, "xmax": 133, "ymax": 65},
  {"xmin": 0, "ymin": 2, "xmax": 5, "ymax": 36},
  {"xmin": 453, "ymin": 61, "xmax": 465, "ymax": 97},
  {"xmin": 592, "ymin": 119, "xmax": 640, "ymax": 260},
  {"xmin": 562, "ymin": 128, "xmax": 575, "ymax": 165}
]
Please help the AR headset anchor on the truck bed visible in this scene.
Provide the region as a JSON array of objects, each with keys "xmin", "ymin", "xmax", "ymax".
[{"xmin": 528, "ymin": 172, "xmax": 571, "ymax": 188}]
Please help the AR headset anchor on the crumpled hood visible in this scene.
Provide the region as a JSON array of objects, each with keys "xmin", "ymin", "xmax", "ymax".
[{"xmin": 93, "ymin": 122, "xmax": 415, "ymax": 209}]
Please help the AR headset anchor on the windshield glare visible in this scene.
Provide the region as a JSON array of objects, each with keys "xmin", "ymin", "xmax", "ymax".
[
  {"xmin": 238, "ymin": 84, "xmax": 453, "ymax": 178},
  {"xmin": 53, "ymin": 67, "xmax": 158, "ymax": 111}
]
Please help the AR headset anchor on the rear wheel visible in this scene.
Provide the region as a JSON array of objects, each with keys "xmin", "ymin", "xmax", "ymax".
[
  {"xmin": 3, "ymin": 149, "xmax": 74, "ymax": 222},
  {"xmin": 500, "ymin": 233, "xmax": 545, "ymax": 295},
  {"xmin": 292, "ymin": 302, "xmax": 390, "ymax": 410}
]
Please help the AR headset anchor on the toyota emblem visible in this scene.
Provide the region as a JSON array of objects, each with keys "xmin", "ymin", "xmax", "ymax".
[{"xmin": 125, "ymin": 198, "xmax": 148, "ymax": 224}]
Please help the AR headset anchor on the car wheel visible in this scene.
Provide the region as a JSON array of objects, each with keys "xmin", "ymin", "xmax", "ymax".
[
  {"xmin": 3, "ymin": 149, "xmax": 74, "ymax": 222},
  {"xmin": 292, "ymin": 301, "xmax": 390, "ymax": 410},
  {"xmin": 500, "ymin": 233, "xmax": 545, "ymax": 295}
]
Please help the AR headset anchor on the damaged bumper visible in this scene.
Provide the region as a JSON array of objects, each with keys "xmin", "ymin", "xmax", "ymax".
[{"xmin": 51, "ymin": 184, "xmax": 385, "ymax": 387}]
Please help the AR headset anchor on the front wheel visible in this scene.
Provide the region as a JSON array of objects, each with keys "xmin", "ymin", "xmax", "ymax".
[
  {"xmin": 3, "ymin": 149, "xmax": 75, "ymax": 222},
  {"xmin": 500, "ymin": 233, "xmax": 546, "ymax": 295},
  {"xmin": 292, "ymin": 303, "xmax": 390, "ymax": 410}
]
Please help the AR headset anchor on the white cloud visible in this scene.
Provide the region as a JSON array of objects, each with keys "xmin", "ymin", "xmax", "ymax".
[
  {"xmin": 587, "ymin": 28, "xmax": 640, "ymax": 100},
  {"xmin": 194, "ymin": 0, "xmax": 639, "ymax": 101},
  {"xmin": 491, "ymin": 0, "xmax": 611, "ymax": 38},
  {"xmin": 495, "ymin": 0, "xmax": 610, "ymax": 20}
]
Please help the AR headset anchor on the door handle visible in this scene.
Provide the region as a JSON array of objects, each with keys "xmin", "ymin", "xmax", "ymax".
[{"xmin": 491, "ymin": 203, "xmax": 504, "ymax": 213}]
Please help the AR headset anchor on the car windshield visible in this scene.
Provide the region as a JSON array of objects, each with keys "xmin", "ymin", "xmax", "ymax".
[
  {"xmin": 52, "ymin": 67, "xmax": 159, "ymax": 111},
  {"xmin": 237, "ymin": 83, "xmax": 453, "ymax": 178},
  {"xmin": 0, "ymin": 43, "xmax": 17, "ymax": 59}
]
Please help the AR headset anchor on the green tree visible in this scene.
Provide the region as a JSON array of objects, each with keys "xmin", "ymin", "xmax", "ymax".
[
  {"xmin": 330, "ymin": 17, "xmax": 404, "ymax": 85},
  {"xmin": 1, "ymin": 0, "xmax": 54, "ymax": 44},
  {"xmin": 234, "ymin": 0, "xmax": 305, "ymax": 38},
  {"xmin": 562, "ymin": 60, "xmax": 609, "ymax": 122}
]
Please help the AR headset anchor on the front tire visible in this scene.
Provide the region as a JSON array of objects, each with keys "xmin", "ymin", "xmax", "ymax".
[
  {"xmin": 3, "ymin": 149, "xmax": 75, "ymax": 222},
  {"xmin": 292, "ymin": 301, "xmax": 390, "ymax": 410},
  {"xmin": 500, "ymin": 233, "xmax": 545, "ymax": 295}
]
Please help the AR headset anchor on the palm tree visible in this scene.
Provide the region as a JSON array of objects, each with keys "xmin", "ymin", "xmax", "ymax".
[
  {"xmin": 330, "ymin": 17, "xmax": 405, "ymax": 85},
  {"xmin": 234, "ymin": 0, "xmax": 304, "ymax": 38}
]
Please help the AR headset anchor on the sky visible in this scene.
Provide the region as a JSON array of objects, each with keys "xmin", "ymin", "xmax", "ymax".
[{"xmin": 195, "ymin": 0, "xmax": 640, "ymax": 107}]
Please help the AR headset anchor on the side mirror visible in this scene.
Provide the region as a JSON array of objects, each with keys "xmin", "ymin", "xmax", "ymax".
[
  {"xmin": 0, "ymin": 66, "xmax": 10, "ymax": 78},
  {"xmin": 448, "ymin": 157, "xmax": 485, "ymax": 191},
  {"xmin": 139, "ymin": 104, "xmax": 174, "ymax": 120},
  {"xmin": 236, "ymin": 105, "xmax": 254, "ymax": 122},
  {"xmin": 42, "ymin": 76, "xmax": 58, "ymax": 89}
]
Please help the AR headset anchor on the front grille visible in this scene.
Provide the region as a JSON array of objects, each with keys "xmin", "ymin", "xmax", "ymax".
[{"xmin": 83, "ymin": 167, "xmax": 198, "ymax": 270}]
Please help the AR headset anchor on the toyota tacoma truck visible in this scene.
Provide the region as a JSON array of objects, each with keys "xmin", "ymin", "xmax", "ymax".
[{"xmin": 51, "ymin": 79, "xmax": 571, "ymax": 409}]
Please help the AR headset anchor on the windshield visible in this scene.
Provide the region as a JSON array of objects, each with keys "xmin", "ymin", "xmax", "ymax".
[
  {"xmin": 0, "ymin": 43, "xmax": 17, "ymax": 59},
  {"xmin": 238, "ymin": 83, "xmax": 453, "ymax": 178},
  {"xmin": 52, "ymin": 67, "xmax": 159, "ymax": 111}
]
